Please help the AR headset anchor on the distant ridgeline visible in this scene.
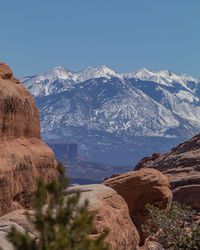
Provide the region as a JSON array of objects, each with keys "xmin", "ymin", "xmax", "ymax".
[
  {"xmin": 47, "ymin": 141, "xmax": 131, "ymax": 184},
  {"xmin": 22, "ymin": 65, "xmax": 200, "ymax": 166},
  {"xmin": 47, "ymin": 142, "xmax": 78, "ymax": 160}
]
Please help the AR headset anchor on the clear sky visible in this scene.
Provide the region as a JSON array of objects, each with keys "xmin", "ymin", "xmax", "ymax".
[{"xmin": 1, "ymin": 0, "xmax": 200, "ymax": 78}]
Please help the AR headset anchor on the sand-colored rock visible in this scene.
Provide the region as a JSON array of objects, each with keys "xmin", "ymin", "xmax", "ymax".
[
  {"xmin": 67, "ymin": 184, "xmax": 140, "ymax": 250},
  {"xmin": 0, "ymin": 209, "xmax": 36, "ymax": 250},
  {"xmin": 104, "ymin": 169, "xmax": 172, "ymax": 243},
  {"xmin": 134, "ymin": 133, "xmax": 200, "ymax": 210},
  {"xmin": 0, "ymin": 63, "xmax": 57, "ymax": 215},
  {"xmin": 0, "ymin": 185, "xmax": 140, "ymax": 250}
]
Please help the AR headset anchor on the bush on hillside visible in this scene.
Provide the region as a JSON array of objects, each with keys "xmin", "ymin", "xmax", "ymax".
[
  {"xmin": 142, "ymin": 202, "xmax": 200, "ymax": 249},
  {"xmin": 7, "ymin": 162, "xmax": 109, "ymax": 250}
]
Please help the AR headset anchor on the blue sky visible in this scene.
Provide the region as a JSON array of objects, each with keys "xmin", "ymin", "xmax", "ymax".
[{"xmin": 1, "ymin": 0, "xmax": 200, "ymax": 78}]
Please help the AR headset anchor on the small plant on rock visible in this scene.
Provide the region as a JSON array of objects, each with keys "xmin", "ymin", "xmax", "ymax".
[
  {"xmin": 142, "ymin": 202, "xmax": 200, "ymax": 250},
  {"xmin": 7, "ymin": 162, "xmax": 109, "ymax": 250}
]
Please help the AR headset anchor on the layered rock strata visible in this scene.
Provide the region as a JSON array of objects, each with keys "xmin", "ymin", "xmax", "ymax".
[
  {"xmin": 0, "ymin": 63, "xmax": 57, "ymax": 215},
  {"xmin": 134, "ymin": 133, "xmax": 200, "ymax": 210}
]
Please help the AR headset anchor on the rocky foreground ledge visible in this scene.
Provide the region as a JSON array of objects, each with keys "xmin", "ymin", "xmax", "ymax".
[{"xmin": 0, "ymin": 169, "xmax": 172, "ymax": 250}]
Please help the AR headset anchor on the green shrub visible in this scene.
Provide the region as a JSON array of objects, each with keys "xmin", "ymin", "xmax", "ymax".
[
  {"xmin": 142, "ymin": 202, "xmax": 200, "ymax": 250},
  {"xmin": 8, "ymin": 162, "xmax": 109, "ymax": 250}
]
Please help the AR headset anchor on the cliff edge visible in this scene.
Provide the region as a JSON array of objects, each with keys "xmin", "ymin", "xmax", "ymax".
[{"xmin": 0, "ymin": 63, "xmax": 57, "ymax": 215}]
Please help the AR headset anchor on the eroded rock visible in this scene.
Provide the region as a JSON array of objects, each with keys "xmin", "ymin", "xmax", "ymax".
[
  {"xmin": 66, "ymin": 184, "xmax": 140, "ymax": 250},
  {"xmin": 104, "ymin": 169, "xmax": 172, "ymax": 244},
  {"xmin": 0, "ymin": 63, "xmax": 57, "ymax": 215},
  {"xmin": 0, "ymin": 63, "xmax": 13, "ymax": 80},
  {"xmin": 134, "ymin": 133, "xmax": 200, "ymax": 210}
]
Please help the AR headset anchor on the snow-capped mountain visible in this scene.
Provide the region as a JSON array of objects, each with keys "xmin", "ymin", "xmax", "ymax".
[
  {"xmin": 22, "ymin": 66, "xmax": 200, "ymax": 165},
  {"xmin": 125, "ymin": 68, "xmax": 199, "ymax": 89},
  {"xmin": 22, "ymin": 65, "xmax": 120, "ymax": 97}
]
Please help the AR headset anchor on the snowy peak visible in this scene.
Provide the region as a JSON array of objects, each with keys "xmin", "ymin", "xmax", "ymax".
[
  {"xmin": 21, "ymin": 66, "xmax": 74, "ymax": 84},
  {"xmin": 125, "ymin": 68, "xmax": 199, "ymax": 88},
  {"xmin": 22, "ymin": 65, "xmax": 200, "ymax": 86},
  {"xmin": 45, "ymin": 66, "xmax": 74, "ymax": 80},
  {"xmin": 73, "ymin": 65, "xmax": 119, "ymax": 82},
  {"xmin": 22, "ymin": 65, "xmax": 200, "ymax": 99},
  {"xmin": 22, "ymin": 65, "xmax": 119, "ymax": 85}
]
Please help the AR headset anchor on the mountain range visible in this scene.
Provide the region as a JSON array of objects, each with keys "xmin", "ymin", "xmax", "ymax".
[{"xmin": 22, "ymin": 65, "xmax": 200, "ymax": 165}]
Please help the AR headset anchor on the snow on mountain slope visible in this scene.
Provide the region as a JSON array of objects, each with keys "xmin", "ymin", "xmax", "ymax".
[
  {"xmin": 22, "ymin": 65, "xmax": 200, "ymax": 98},
  {"xmin": 22, "ymin": 66, "xmax": 200, "ymax": 165},
  {"xmin": 21, "ymin": 65, "xmax": 120, "ymax": 98},
  {"xmin": 125, "ymin": 68, "xmax": 199, "ymax": 90},
  {"xmin": 36, "ymin": 78, "xmax": 179, "ymax": 139},
  {"xmin": 73, "ymin": 65, "xmax": 120, "ymax": 82}
]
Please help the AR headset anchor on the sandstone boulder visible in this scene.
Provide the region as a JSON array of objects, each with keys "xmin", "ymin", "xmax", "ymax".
[
  {"xmin": 0, "ymin": 209, "xmax": 36, "ymax": 250},
  {"xmin": 0, "ymin": 185, "xmax": 140, "ymax": 250},
  {"xmin": 66, "ymin": 184, "xmax": 140, "ymax": 250},
  {"xmin": 0, "ymin": 63, "xmax": 57, "ymax": 215},
  {"xmin": 104, "ymin": 169, "xmax": 172, "ymax": 243},
  {"xmin": 134, "ymin": 133, "xmax": 200, "ymax": 210}
]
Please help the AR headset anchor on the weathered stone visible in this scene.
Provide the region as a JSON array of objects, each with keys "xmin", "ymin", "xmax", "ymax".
[
  {"xmin": 0, "ymin": 63, "xmax": 57, "ymax": 215},
  {"xmin": 104, "ymin": 169, "xmax": 172, "ymax": 244},
  {"xmin": 67, "ymin": 184, "xmax": 140, "ymax": 250},
  {"xmin": 135, "ymin": 153, "xmax": 162, "ymax": 171},
  {"xmin": 134, "ymin": 133, "xmax": 200, "ymax": 210},
  {"xmin": 0, "ymin": 210, "xmax": 36, "ymax": 250},
  {"xmin": 0, "ymin": 232, "xmax": 14, "ymax": 250},
  {"xmin": 0, "ymin": 63, "xmax": 13, "ymax": 80}
]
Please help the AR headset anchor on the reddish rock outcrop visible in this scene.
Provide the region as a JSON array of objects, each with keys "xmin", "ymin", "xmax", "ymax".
[
  {"xmin": 0, "ymin": 63, "xmax": 57, "ymax": 215},
  {"xmin": 57, "ymin": 184, "xmax": 140, "ymax": 250},
  {"xmin": 0, "ymin": 63, "xmax": 13, "ymax": 80},
  {"xmin": 0, "ymin": 185, "xmax": 140, "ymax": 250},
  {"xmin": 103, "ymin": 169, "xmax": 172, "ymax": 244},
  {"xmin": 134, "ymin": 153, "xmax": 162, "ymax": 171},
  {"xmin": 134, "ymin": 133, "xmax": 200, "ymax": 210},
  {"xmin": 0, "ymin": 178, "xmax": 171, "ymax": 249},
  {"xmin": 59, "ymin": 184, "xmax": 140, "ymax": 250}
]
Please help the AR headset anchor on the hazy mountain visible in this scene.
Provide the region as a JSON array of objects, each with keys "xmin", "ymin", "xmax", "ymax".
[{"xmin": 22, "ymin": 66, "xmax": 200, "ymax": 165}]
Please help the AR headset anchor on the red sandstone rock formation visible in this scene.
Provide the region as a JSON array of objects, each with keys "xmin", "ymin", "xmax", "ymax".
[
  {"xmin": 134, "ymin": 133, "xmax": 200, "ymax": 210},
  {"xmin": 0, "ymin": 170, "xmax": 172, "ymax": 249},
  {"xmin": 134, "ymin": 153, "xmax": 162, "ymax": 171},
  {"xmin": 0, "ymin": 63, "xmax": 57, "ymax": 215},
  {"xmin": 103, "ymin": 169, "xmax": 172, "ymax": 244},
  {"xmin": 70, "ymin": 184, "xmax": 140, "ymax": 249},
  {"xmin": 0, "ymin": 185, "xmax": 140, "ymax": 250}
]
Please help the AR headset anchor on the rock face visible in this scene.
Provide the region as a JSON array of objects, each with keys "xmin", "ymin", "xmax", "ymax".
[
  {"xmin": 0, "ymin": 63, "xmax": 40, "ymax": 139},
  {"xmin": 0, "ymin": 185, "xmax": 140, "ymax": 250},
  {"xmin": 0, "ymin": 177, "xmax": 172, "ymax": 249},
  {"xmin": 134, "ymin": 133, "xmax": 200, "ymax": 210},
  {"xmin": 134, "ymin": 153, "xmax": 162, "ymax": 171},
  {"xmin": 0, "ymin": 209, "xmax": 35, "ymax": 250},
  {"xmin": 66, "ymin": 184, "xmax": 140, "ymax": 250},
  {"xmin": 0, "ymin": 63, "xmax": 57, "ymax": 215},
  {"xmin": 103, "ymin": 169, "xmax": 172, "ymax": 244}
]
